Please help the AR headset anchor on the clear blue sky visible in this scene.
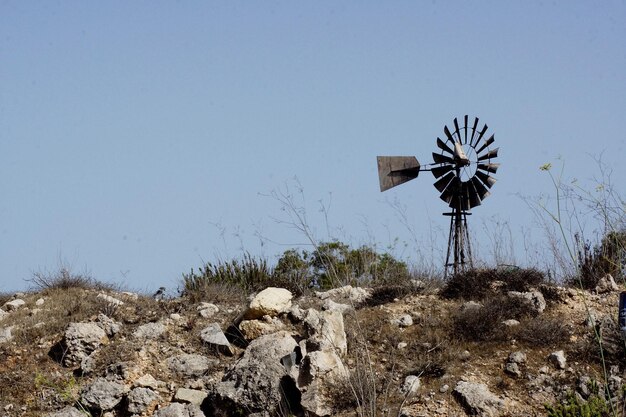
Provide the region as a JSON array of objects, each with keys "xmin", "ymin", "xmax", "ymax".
[{"xmin": 2, "ymin": 1, "xmax": 625, "ymax": 293}]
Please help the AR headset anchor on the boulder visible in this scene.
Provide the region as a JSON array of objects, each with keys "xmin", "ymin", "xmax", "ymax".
[
  {"xmin": 239, "ymin": 316, "xmax": 286, "ymax": 340},
  {"xmin": 596, "ymin": 274, "xmax": 619, "ymax": 293},
  {"xmin": 321, "ymin": 299, "xmax": 352, "ymax": 314},
  {"xmin": 200, "ymin": 323, "xmax": 234, "ymax": 355},
  {"xmin": 211, "ymin": 331, "xmax": 298, "ymax": 415},
  {"xmin": 166, "ymin": 353, "xmax": 215, "ymax": 378},
  {"xmin": 315, "ymin": 285, "xmax": 371, "ymax": 304},
  {"xmin": 96, "ymin": 313, "xmax": 122, "ymax": 337},
  {"xmin": 3, "ymin": 299, "xmax": 25, "ymax": 311},
  {"xmin": 453, "ymin": 381, "xmax": 505, "ymax": 417},
  {"xmin": 80, "ymin": 377, "xmax": 128, "ymax": 411},
  {"xmin": 127, "ymin": 387, "xmax": 160, "ymax": 414},
  {"xmin": 245, "ymin": 287, "xmax": 293, "ymax": 319},
  {"xmin": 305, "ymin": 309, "xmax": 347, "ymax": 356},
  {"xmin": 153, "ymin": 403, "xmax": 204, "ymax": 417},
  {"xmin": 507, "ymin": 290, "xmax": 546, "ymax": 314},
  {"xmin": 298, "ymin": 349, "xmax": 347, "ymax": 386},
  {"xmin": 62, "ymin": 322, "xmax": 108, "ymax": 367},
  {"xmin": 174, "ymin": 388, "xmax": 208, "ymax": 406},
  {"xmin": 133, "ymin": 322, "xmax": 166, "ymax": 340}
]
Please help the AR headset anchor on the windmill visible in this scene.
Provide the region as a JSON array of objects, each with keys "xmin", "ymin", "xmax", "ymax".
[{"xmin": 377, "ymin": 116, "xmax": 499, "ymax": 277}]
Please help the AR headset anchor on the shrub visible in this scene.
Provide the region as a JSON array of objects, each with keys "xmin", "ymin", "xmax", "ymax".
[
  {"xmin": 28, "ymin": 267, "xmax": 112, "ymax": 291},
  {"xmin": 310, "ymin": 242, "xmax": 410, "ymax": 289},
  {"xmin": 181, "ymin": 253, "xmax": 273, "ymax": 301},
  {"xmin": 571, "ymin": 231, "xmax": 626, "ymax": 289},
  {"xmin": 545, "ymin": 393, "xmax": 610, "ymax": 417},
  {"xmin": 516, "ymin": 316, "xmax": 571, "ymax": 347},
  {"xmin": 452, "ymin": 295, "xmax": 538, "ymax": 342},
  {"xmin": 442, "ymin": 267, "xmax": 546, "ymax": 300}
]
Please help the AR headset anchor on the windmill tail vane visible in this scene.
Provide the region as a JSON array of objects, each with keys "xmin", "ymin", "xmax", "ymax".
[{"xmin": 377, "ymin": 115, "xmax": 500, "ymax": 277}]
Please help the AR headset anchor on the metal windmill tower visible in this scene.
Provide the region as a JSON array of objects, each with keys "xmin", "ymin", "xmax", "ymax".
[{"xmin": 377, "ymin": 116, "xmax": 500, "ymax": 277}]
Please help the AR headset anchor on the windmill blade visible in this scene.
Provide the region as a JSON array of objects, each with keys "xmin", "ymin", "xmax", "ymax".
[
  {"xmin": 444, "ymin": 125, "xmax": 453, "ymax": 142},
  {"xmin": 475, "ymin": 170, "xmax": 497, "ymax": 188},
  {"xmin": 464, "ymin": 115, "xmax": 468, "ymax": 144},
  {"xmin": 473, "ymin": 124, "xmax": 489, "ymax": 149},
  {"xmin": 437, "ymin": 138, "xmax": 455, "ymax": 155},
  {"xmin": 476, "ymin": 135, "xmax": 495, "ymax": 154},
  {"xmin": 467, "ymin": 180, "xmax": 483, "ymax": 208},
  {"xmin": 477, "ymin": 163, "xmax": 500, "ymax": 174},
  {"xmin": 434, "ymin": 172, "xmax": 455, "ymax": 192},
  {"xmin": 453, "ymin": 118, "xmax": 462, "ymax": 143},
  {"xmin": 469, "ymin": 117, "xmax": 480, "ymax": 146},
  {"xmin": 377, "ymin": 156, "xmax": 420, "ymax": 192},
  {"xmin": 471, "ymin": 176, "xmax": 491, "ymax": 199},
  {"xmin": 432, "ymin": 152, "xmax": 455, "ymax": 164},
  {"xmin": 431, "ymin": 164, "xmax": 454, "ymax": 179},
  {"xmin": 440, "ymin": 176, "xmax": 461, "ymax": 204},
  {"xmin": 477, "ymin": 147, "xmax": 499, "ymax": 162}
]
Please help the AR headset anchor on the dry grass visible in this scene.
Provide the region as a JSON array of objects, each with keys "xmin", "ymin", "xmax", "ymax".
[
  {"xmin": 442, "ymin": 267, "xmax": 546, "ymax": 300},
  {"xmin": 28, "ymin": 267, "xmax": 116, "ymax": 292}
]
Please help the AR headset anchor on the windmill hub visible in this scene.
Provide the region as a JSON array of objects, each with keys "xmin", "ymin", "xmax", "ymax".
[{"xmin": 377, "ymin": 115, "xmax": 500, "ymax": 277}]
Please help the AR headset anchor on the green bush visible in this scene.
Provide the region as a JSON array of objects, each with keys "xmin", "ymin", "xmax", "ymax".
[
  {"xmin": 182, "ymin": 242, "xmax": 411, "ymax": 300},
  {"xmin": 545, "ymin": 393, "xmax": 610, "ymax": 417},
  {"xmin": 310, "ymin": 242, "xmax": 410, "ymax": 289},
  {"xmin": 182, "ymin": 253, "xmax": 273, "ymax": 301}
]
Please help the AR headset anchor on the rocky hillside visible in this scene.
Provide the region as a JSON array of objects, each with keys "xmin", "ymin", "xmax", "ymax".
[{"xmin": 1, "ymin": 273, "xmax": 625, "ymax": 417}]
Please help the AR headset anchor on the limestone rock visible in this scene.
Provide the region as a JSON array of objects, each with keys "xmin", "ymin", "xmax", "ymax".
[
  {"xmin": 44, "ymin": 407, "xmax": 86, "ymax": 417},
  {"xmin": 153, "ymin": 403, "xmax": 204, "ymax": 417},
  {"xmin": 322, "ymin": 299, "xmax": 352, "ymax": 314},
  {"xmin": 35, "ymin": 297, "xmax": 45, "ymax": 306},
  {"xmin": 548, "ymin": 350, "xmax": 566, "ymax": 369},
  {"xmin": 299, "ymin": 349, "xmax": 347, "ymax": 386},
  {"xmin": 3, "ymin": 299, "xmax": 25, "ymax": 311},
  {"xmin": 200, "ymin": 323, "xmax": 234, "ymax": 355},
  {"xmin": 502, "ymin": 319, "xmax": 520, "ymax": 328},
  {"xmin": 133, "ymin": 321, "xmax": 166, "ymax": 340},
  {"xmin": 401, "ymin": 375, "xmax": 421, "ymax": 397},
  {"xmin": 508, "ymin": 351, "xmax": 527, "ymax": 365},
  {"xmin": 0, "ymin": 326, "xmax": 14, "ymax": 344},
  {"xmin": 80, "ymin": 377, "xmax": 128, "ymax": 411},
  {"xmin": 96, "ymin": 293, "xmax": 124, "ymax": 306},
  {"xmin": 507, "ymin": 290, "xmax": 546, "ymax": 314},
  {"xmin": 96, "ymin": 313, "xmax": 122, "ymax": 337},
  {"xmin": 315, "ymin": 285, "xmax": 371, "ymax": 304},
  {"xmin": 197, "ymin": 302, "xmax": 219, "ymax": 318},
  {"xmin": 174, "ymin": 388, "xmax": 208, "ymax": 406},
  {"xmin": 305, "ymin": 308, "xmax": 347, "ymax": 356},
  {"xmin": 133, "ymin": 373, "xmax": 165, "ymax": 390},
  {"xmin": 127, "ymin": 387, "xmax": 160, "ymax": 414},
  {"xmin": 392, "ymin": 314, "xmax": 413, "ymax": 327},
  {"xmin": 167, "ymin": 353, "xmax": 215, "ymax": 378},
  {"xmin": 245, "ymin": 287, "xmax": 293, "ymax": 319},
  {"xmin": 453, "ymin": 381, "xmax": 505, "ymax": 417},
  {"xmin": 596, "ymin": 274, "xmax": 619, "ymax": 293},
  {"xmin": 0, "ymin": 308, "xmax": 7, "ymax": 321},
  {"xmin": 62, "ymin": 322, "xmax": 108, "ymax": 367},
  {"xmin": 239, "ymin": 316, "xmax": 286, "ymax": 340},
  {"xmin": 211, "ymin": 331, "xmax": 298, "ymax": 415}
]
